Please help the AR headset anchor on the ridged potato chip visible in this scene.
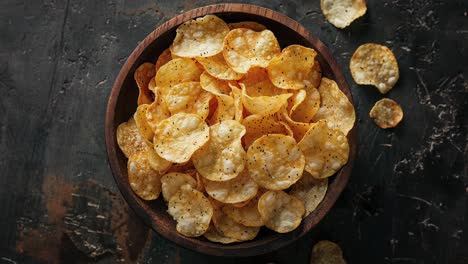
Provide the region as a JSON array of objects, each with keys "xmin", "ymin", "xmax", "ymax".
[
  {"xmin": 193, "ymin": 120, "xmax": 246, "ymax": 181},
  {"xmin": 242, "ymin": 114, "xmax": 293, "ymax": 147},
  {"xmin": 321, "ymin": 0, "xmax": 367, "ymax": 29},
  {"xmin": 117, "ymin": 117, "xmax": 147, "ymax": 158},
  {"xmin": 222, "ymin": 191, "xmax": 264, "ymax": 227},
  {"xmin": 128, "ymin": 150, "xmax": 162, "ymax": 200},
  {"xmin": 134, "ymin": 104, "xmax": 154, "ymax": 141},
  {"xmin": 247, "ymin": 134, "xmax": 305, "ymax": 190},
  {"xmin": 258, "ymin": 190, "xmax": 305, "ymax": 233},
  {"xmin": 212, "ymin": 203, "xmax": 260, "ymax": 241},
  {"xmin": 267, "ymin": 45, "xmax": 317, "ymax": 90},
  {"xmin": 241, "ymin": 83, "xmax": 292, "ymax": 116},
  {"xmin": 311, "ymin": 240, "xmax": 347, "ymax": 264},
  {"xmin": 134, "ymin": 62, "xmax": 155, "ymax": 105},
  {"xmin": 223, "ymin": 29, "xmax": 280, "ymax": 73},
  {"xmin": 203, "ymin": 224, "xmax": 240, "ymax": 244},
  {"xmin": 155, "ymin": 58, "xmax": 203, "ymax": 88},
  {"xmin": 228, "ymin": 21, "xmax": 267, "ymax": 31},
  {"xmin": 312, "ymin": 78, "xmax": 355, "ymax": 135},
  {"xmin": 161, "ymin": 172, "xmax": 197, "ymax": 202},
  {"xmin": 298, "ymin": 120, "xmax": 349, "ymax": 179},
  {"xmin": 240, "ymin": 68, "xmax": 285, "ymax": 96},
  {"xmin": 290, "ymin": 173, "xmax": 328, "ymax": 216},
  {"xmin": 146, "ymin": 143, "xmax": 172, "ymax": 173},
  {"xmin": 168, "ymin": 185, "xmax": 213, "ymax": 237},
  {"xmin": 155, "ymin": 48, "xmax": 172, "ymax": 72},
  {"xmin": 154, "ymin": 113, "xmax": 209, "ymax": 163},
  {"xmin": 145, "ymin": 93, "xmax": 170, "ymax": 132},
  {"xmin": 196, "ymin": 53, "xmax": 244, "ymax": 80},
  {"xmin": 350, "ymin": 43, "xmax": 399, "ymax": 94},
  {"xmin": 203, "ymin": 170, "xmax": 258, "ymax": 203},
  {"xmin": 160, "ymin": 82, "xmax": 212, "ymax": 120},
  {"xmin": 278, "ymin": 109, "xmax": 313, "ymax": 143},
  {"xmin": 171, "ymin": 15, "xmax": 230, "ymax": 58},
  {"xmin": 369, "ymin": 98, "xmax": 403, "ymax": 128}
]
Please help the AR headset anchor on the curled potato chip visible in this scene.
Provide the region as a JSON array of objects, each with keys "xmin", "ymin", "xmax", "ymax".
[
  {"xmin": 155, "ymin": 48, "xmax": 172, "ymax": 72},
  {"xmin": 168, "ymin": 185, "xmax": 213, "ymax": 237},
  {"xmin": 203, "ymin": 170, "xmax": 258, "ymax": 203},
  {"xmin": 146, "ymin": 143, "xmax": 172, "ymax": 173},
  {"xmin": 311, "ymin": 240, "xmax": 347, "ymax": 264},
  {"xmin": 222, "ymin": 192, "xmax": 264, "ymax": 227},
  {"xmin": 223, "ymin": 29, "xmax": 280, "ymax": 73},
  {"xmin": 231, "ymin": 86, "xmax": 244, "ymax": 122},
  {"xmin": 155, "ymin": 58, "xmax": 203, "ymax": 88},
  {"xmin": 291, "ymin": 87, "xmax": 321, "ymax": 123},
  {"xmin": 321, "ymin": 0, "xmax": 366, "ymax": 29},
  {"xmin": 288, "ymin": 89, "xmax": 307, "ymax": 115},
  {"xmin": 128, "ymin": 150, "xmax": 162, "ymax": 200},
  {"xmin": 154, "ymin": 113, "xmax": 209, "ymax": 163},
  {"xmin": 267, "ymin": 45, "xmax": 317, "ymax": 90},
  {"xmin": 298, "ymin": 120, "xmax": 349, "ymax": 179},
  {"xmin": 196, "ymin": 53, "xmax": 244, "ymax": 80},
  {"xmin": 160, "ymin": 82, "xmax": 212, "ymax": 120},
  {"xmin": 242, "ymin": 114, "xmax": 293, "ymax": 147},
  {"xmin": 161, "ymin": 172, "xmax": 197, "ymax": 202},
  {"xmin": 134, "ymin": 63, "xmax": 155, "ymax": 105},
  {"xmin": 145, "ymin": 93, "xmax": 170, "ymax": 132},
  {"xmin": 290, "ymin": 173, "xmax": 328, "ymax": 216},
  {"xmin": 228, "ymin": 21, "xmax": 267, "ymax": 31},
  {"xmin": 134, "ymin": 104, "xmax": 154, "ymax": 141},
  {"xmin": 171, "ymin": 15, "xmax": 229, "ymax": 58},
  {"xmin": 193, "ymin": 120, "xmax": 246, "ymax": 181},
  {"xmin": 303, "ymin": 60, "xmax": 322, "ymax": 89},
  {"xmin": 312, "ymin": 78, "xmax": 355, "ymax": 135},
  {"xmin": 117, "ymin": 117, "xmax": 147, "ymax": 158},
  {"xmin": 241, "ymin": 83, "xmax": 292, "ymax": 116},
  {"xmin": 240, "ymin": 68, "xmax": 285, "ymax": 96},
  {"xmin": 247, "ymin": 134, "xmax": 305, "ymax": 190},
  {"xmin": 350, "ymin": 43, "xmax": 399, "ymax": 94},
  {"xmin": 200, "ymin": 71, "xmax": 233, "ymax": 95},
  {"xmin": 148, "ymin": 78, "xmax": 157, "ymax": 95},
  {"xmin": 258, "ymin": 190, "xmax": 305, "ymax": 233},
  {"xmin": 369, "ymin": 98, "xmax": 403, "ymax": 128},
  {"xmin": 212, "ymin": 203, "xmax": 260, "ymax": 241},
  {"xmin": 209, "ymin": 93, "xmax": 235, "ymax": 125},
  {"xmin": 203, "ymin": 224, "xmax": 240, "ymax": 244},
  {"xmin": 278, "ymin": 109, "xmax": 313, "ymax": 143}
]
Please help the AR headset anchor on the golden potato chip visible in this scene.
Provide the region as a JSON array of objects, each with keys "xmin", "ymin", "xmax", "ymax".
[
  {"xmin": 298, "ymin": 120, "xmax": 349, "ymax": 179},
  {"xmin": 196, "ymin": 53, "xmax": 244, "ymax": 80},
  {"xmin": 153, "ymin": 113, "xmax": 209, "ymax": 163},
  {"xmin": 223, "ymin": 29, "xmax": 280, "ymax": 73},
  {"xmin": 289, "ymin": 173, "xmax": 328, "ymax": 216},
  {"xmin": 199, "ymin": 71, "xmax": 232, "ymax": 95},
  {"xmin": 288, "ymin": 89, "xmax": 306, "ymax": 115},
  {"xmin": 240, "ymin": 68, "xmax": 285, "ymax": 96},
  {"xmin": 231, "ymin": 86, "xmax": 244, "ymax": 122},
  {"xmin": 312, "ymin": 78, "xmax": 355, "ymax": 135},
  {"xmin": 321, "ymin": 0, "xmax": 367, "ymax": 29},
  {"xmin": 166, "ymin": 160, "xmax": 195, "ymax": 174},
  {"xmin": 134, "ymin": 62, "xmax": 155, "ymax": 105},
  {"xmin": 203, "ymin": 224, "xmax": 240, "ymax": 244},
  {"xmin": 258, "ymin": 190, "xmax": 305, "ymax": 233},
  {"xmin": 171, "ymin": 15, "xmax": 229, "ymax": 58},
  {"xmin": 228, "ymin": 21, "xmax": 267, "ymax": 31},
  {"xmin": 203, "ymin": 170, "xmax": 258, "ymax": 203},
  {"xmin": 209, "ymin": 94, "xmax": 235, "ymax": 125},
  {"xmin": 369, "ymin": 98, "xmax": 403, "ymax": 128},
  {"xmin": 155, "ymin": 58, "xmax": 203, "ymax": 88},
  {"xmin": 168, "ymin": 185, "xmax": 213, "ymax": 237},
  {"xmin": 311, "ymin": 240, "xmax": 347, "ymax": 264},
  {"xmin": 134, "ymin": 104, "xmax": 154, "ymax": 141},
  {"xmin": 170, "ymin": 50, "xmax": 181, "ymax": 59},
  {"xmin": 212, "ymin": 203, "xmax": 260, "ymax": 241},
  {"xmin": 146, "ymin": 143, "xmax": 172, "ymax": 173},
  {"xmin": 240, "ymin": 83, "xmax": 292, "ymax": 116},
  {"xmin": 148, "ymin": 78, "xmax": 157, "ymax": 95},
  {"xmin": 267, "ymin": 45, "xmax": 317, "ymax": 90},
  {"xmin": 304, "ymin": 60, "xmax": 322, "ymax": 89},
  {"xmin": 291, "ymin": 87, "xmax": 321, "ymax": 123},
  {"xmin": 117, "ymin": 117, "xmax": 147, "ymax": 158},
  {"xmin": 193, "ymin": 120, "xmax": 246, "ymax": 181},
  {"xmin": 127, "ymin": 150, "xmax": 162, "ymax": 200},
  {"xmin": 278, "ymin": 109, "xmax": 313, "ymax": 144},
  {"xmin": 247, "ymin": 134, "xmax": 305, "ymax": 190},
  {"xmin": 160, "ymin": 82, "xmax": 212, "ymax": 120},
  {"xmin": 350, "ymin": 43, "xmax": 399, "ymax": 94},
  {"xmin": 155, "ymin": 48, "xmax": 172, "ymax": 72},
  {"xmin": 161, "ymin": 172, "xmax": 197, "ymax": 202},
  {"xmin": 242, "ymin": 114, "xmax": 293, "ymax": 147},
  {"xmin": 145, "ymin": 93, "xmax": 170, "ymax": 132},
  {"xmin": 222, "ymin": 192, "xmax": 264, "ymax": 227}
]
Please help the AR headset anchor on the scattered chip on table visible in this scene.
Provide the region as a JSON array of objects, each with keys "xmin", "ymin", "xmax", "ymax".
[
  {"xmin": 310, "ymin": 240, "xmax": 347, "ymax": 264},
  {"xmin": 320, "ymin": 0, "xmax": 367, "ymax": 29},
  {"xmin": 369, "ymin": 98, "xmax": 403, "ymax": 128}
]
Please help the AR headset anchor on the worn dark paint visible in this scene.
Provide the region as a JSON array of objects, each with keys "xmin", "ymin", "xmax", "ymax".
[{"xmin": 0, "ymin": 0, "xmax": 466, "ymax": 263}]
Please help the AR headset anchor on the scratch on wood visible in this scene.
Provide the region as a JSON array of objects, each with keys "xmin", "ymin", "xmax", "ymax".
[{"xmin": 396, "ymin": 193, "xmax": 432, "ymax": 206}]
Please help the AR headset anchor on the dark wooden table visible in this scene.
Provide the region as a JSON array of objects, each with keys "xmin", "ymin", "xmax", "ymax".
[{"xmin": 1, "ymin": 0, "xmax": 466, "ymax": 263}]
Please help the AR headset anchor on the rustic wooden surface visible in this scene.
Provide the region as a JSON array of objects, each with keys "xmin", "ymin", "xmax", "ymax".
[{"xmin": 0, "ymin": 0, "xmax": 466, "ymax": 263}]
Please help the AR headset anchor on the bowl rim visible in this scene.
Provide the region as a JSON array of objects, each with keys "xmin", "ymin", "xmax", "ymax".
[{"xmin": 105, "ymin": 3, "xmax": 357, "ymax": 257}]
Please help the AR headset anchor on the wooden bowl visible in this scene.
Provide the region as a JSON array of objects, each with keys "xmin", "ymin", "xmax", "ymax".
[{"xmin": 105, "ymin": 3, "xmax": 356, "ymax": 257}]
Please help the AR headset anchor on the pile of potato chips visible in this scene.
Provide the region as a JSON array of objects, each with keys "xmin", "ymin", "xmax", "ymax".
[{"xmin": 116, "ymin": 15, "xmax": 355, "ymax": 243}]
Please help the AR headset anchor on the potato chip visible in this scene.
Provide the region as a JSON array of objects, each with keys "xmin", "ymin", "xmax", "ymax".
[
  {"xmin": 258, "ymin": 190, "xmax": 305, "ymax": 233},
  {"xmin": 312, "ymin": 78, "xmax": 355, "ymax": 135},
  {"xmin": 200, "ymin": 71, "xmax": 232, "ymax": 95},
  {"xmin": 304, "ymin": 60, "xmax": 323, "ymax": 89},
  {"xmin": 369, "ymin": 98, "xmax": 403, "ymax": 128},
  {"xmin": 167, "ymin": 160, "xmax": 195, "ymax": 174},
  {"xmin": 127, "ymin": 150, "xmax": 162, "ymax": 200},
  {"xmin": 240, "ymin": 68, "xmax": 285, "ymax": 96},
  {"xmin": 148, "ymin": 78, "xmax": 157, "ymax": 95},
  {"xmin": 196, "ymin": 53, "xmax": 244, "ymax": 80},
  {"xmin": 171, "ymin": 15, "xmax": 229, "ymax": 58},
  {"xmin": 168, "ymin": 185, "xmax": 213, "ymax": 237},
  {"xmin": 289, "ymin": 173, "xmax": 328, "ymax": 216},
  {"xmin": 321, "ymin": 0, "xmax": 366, "ymax": 28},
  {"xmin": 350, "ymin": 43, "xmax": 399, "ymax": 94},
  {"xmin": 160, "ymin": 82, "xmax": 212, "ymax": 120},
  {"xmin": 170, "ymin": 50, "xmax": 181, "ymax": 59},
  {"xmin": 134, "ymin": 63, "xmax": 155, "ymax": 105},
  {"xmin": 291, "ymin": 87, "xmax": 321, "ymax": 123},
  {"xmin": 228, "ymin": 21, "xmax": 267, "ymax": 31},
  {"xmin": 145, "ymin": 93, "xmax": 170, "ymax": 132},
  {"xmin": 209, "ymin": 94, "xmax": 235, "ymax": 125},
  {"xmin": 247, "ymin": 134, "xmax": 305, "ymax": 190},
  {"xmin": 155, "ymin": 48, "xmax": 172, "ymax": 72},
  {"xmin": 154, "ymin": 113, "xmax": 209, "ymax": 163},
  {"xmin": 146, "ymin": 143, "xmax": 172, "ymax": 173},
  {"xmin": 267, "ymin": 45, "xmax": 317, "ymax": 90},
  {"xmin": 133, "ymin": 104, "xmax": 154, "ymax": 141},
  {"xmin": 298, "ymin": 120, "xmax": 349, "ymax": 179},
  {"xmin": 203, "ymin": 170, "xmax": 258, "ymax": 203},
  {"xmin": 222, "ymin": 192, "xmax": 264, "ymax": 227},
  {"xmin": 278, "ymin": 109, "xmax": 313, "ymax": 143},
  {"xmin": 223, "ymin": 29, "xmax": 280, "ymax": 73},
  {"xmin": 212, "ymin": 203, "xmax": 260, "ymax": 241},
  {"xmin": 161, "ymin": 172, "xmax": 197, "ymax": 202},
  {"xmin": 117, "ymin": 117, "xmax": 147, "ymax": 158},
  {"xmin": 231, "ymin": 86, "xmax": 244, "ymax": 122},
  {"xmin": 155, "ymin": 58, "xmax": 203, "ymax": 88},
  {"xmin": 203, "ymin": 224, "xmax": 240, "ymax": 244},
  {"xmin": 311, "ymin": 240, "xmax": 347, "ymax": 264},
  {"xmin": 242, "ymin": 114, "xmax": 293, "ymax": 147},
  {"xmin": 288, "ymin": 89, "xmax": 307, "ymax": 115},
  {"xmin": 192, "ymin": 120, "xmax": 246, "ymax": 181},
  {"xmin": 240, "ymin": 83, "xmax": 292, "ymax": 116}
]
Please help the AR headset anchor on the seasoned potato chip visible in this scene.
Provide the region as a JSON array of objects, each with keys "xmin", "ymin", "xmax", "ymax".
[
  {"xmin": 155, "ymin": 48, "xmax": 172, "ymax": 72},
  {"xmin": 145, "ymin": 93, "xmax": 170, "ymax": 132},
  {"xmin": 128, "ymin": 150, "xmax": 162, "ymax": 200},
  {"xmin": 203, "ymin": 170, "xmax": 258, "ymax": 203},
  {"xmin": 196, "ymin": 53, "xmax": 244, "ymax": 80},
  {"xmin": 288, "ymin": 89, "xmax": 307, "ymax": 115},
  {"xmin": 267, "ymin": 45, "xmax": 317, "ymax": 90},
  {"xmin": 278, "ymin": 109, "xmax": 313, "ymax": 143},
  {"xmin": 311, "ymin": 240, "xmax": 347, "ymax": 264},
  {"xmin": 241, "ymin": 83, "xmax": 292, "ymax": 116},
  {"xmin": 304, "ymin": 60, "xmax": 322, "ymax": 89},
  {"xmin": 154, "ymin": 113, "xmax": 209, "ymax": 163},
  {"xmin": 193, "ymin": 120, "xmax": 246, "ymax": 181},
  {"xmin": 258, "ymin": 190, "xmax": 305, "ymax": 233},
  {"xmin": 212, "ymin": 203, "xmax": 260, "ymax": 241},
  {"xmin": 161, "ymin": 172, "xmax": 197, "ymax": 202},
  {"xmin": 134, "ymin": 63, "xmax": 155, "ymax": 105},
  {"xmin": 117, "ymin": 117, "xmax": 147, "ymax": 158},
  {"xmin": 240, "ymin": 68, "xmax": 285, "ymax": 96},
  {"xmin": 168, "ymin": 185, "xmax": 213, "ymax": 237},
  {"xmin": 321, "ymin": 0, "xmax": 367, "ymax": 29},
  {"xmin": 200, "ymin": 71, "xmax": 233, "ymax": 95},
  {"xmin": 369, "ymin": 98, "xmax": 403, "ymax": 128},
  {"xmin": 223, "ymin": 29, "xmax": 280, "ymax": 73},
  {"xmin": 290, "ymin": 173, "xmax": 328, "ymax": 216},
  {"xmin": 231, "ymin": 86, "xmax": 244, "ymax": 122},
  {"xmin": 148, "ymin": 78, "xmax": 157, "ymax": 95},
  {"xmin": 134, "ymin": 104, "xmax": 154, "ymax": 141},
  {"xmin": 155, "ymin": 58, "xmax": 203, "ymax": 88},
  {"xmin": 291, "ymin": 87, "xmax": 321, "ymax": 123},
  {"xmin": 228, "ymin": 21, "xmax": 267, "ymax": 31},
  {"xmin": 160, "ymin": 82, "xmax": 212, "ymax": 120},
  {"xmin": 312, "ymin": 78, "xmax": 355, "ymax": 135},
  {"xmin": 222, "ymin": 192, "xmax": 264, "ymax": 227},
  {"xmin": 247, "ymin": 134, "xmax": 305, "ymax": 190},
  {"xmin": 298, "ymin": 120, "xmax": 349, "ymax": 179},
  {"xmin": 350, "ymin": 43, "xmax": 399, "ymax": 94},
  {"xmin": 203, "ymin": 224, "xmax": 240, "ymax": 244},
  {"xmin": 242, "ymin": 114, "xmax": 293, "ymax": 147},
  {"xmin": 171, "ymin": 15, "xmax": 229, "ymax": 58},
  {"xmin": 209, "ymin": 94, "xmax": 235, "ymax": 125},
  {"xmin": 146, "ymin": 143, "xmax": 172, "ymax": 173}
]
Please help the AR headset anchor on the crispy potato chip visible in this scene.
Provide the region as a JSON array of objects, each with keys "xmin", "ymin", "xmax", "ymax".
[
  {"xmin": 222, "ymin": 192, "xmax": 264, "ymax": 227},
  {"xmin": 200, "ymin": 71, "xmax": 233, "ymax": 95},
  {"xmin": 258, "ymin": 190, "xmax": 305, "ymax": 233},
  {"xmin": 203, "ymin": 170, "xmax": 258, "ymax": 203},
  {"xmin": 146, "ymin": 143, "xmax": 172, "ymax": 173},
  {"xmin": 155, "ymin": 58, "xmax": 203, "ymax": 88},
  {"xmin": 117, "ymin": 117, "xmax": 147, "ymax": 158},
  {"xmin": 212, "ymin": 203, "xmax": 260, "ymax": 241},
  {"xmin": 231, "ymin": 86, "xmax": 244, "ymax": 122},
  {"xmin": 228, "ymin": 21, "xmax": 267, "ymax": 31},
  {"xmin": 148, "ymin": 78, "xmax": 157, "ymax": 94},
  {"xmin": 242, "ymin": 114, "xmax": 293, "ymax": 147},
  {"xmin": 278, "ymin": 109, "xmax": 313, "ymax": 143},
  {"xmin": 247, "ymin": 134, "xmax": 305, "ymax": 190},
  {"xmin": 289, "ymin": 173, "xmax": 328, "ymax": 216},
  {"xmin": 312, "ymin": 78, "xmax": 355, "ymax": 135},
  {"xmin": 304, "ymin": 60, "xmax": 322, "ymax": 89},
  {"xmin": 321, "ymin": 0, "xmax": 367, "ymax": 29},
  {"xmin": 311, "ymin": 240, "xmax": 347, "ymax": 264},
  {"xmin": 209, "ymin": 94, "xmax": 235, "ymax": 125},
  {"xmin": 168, "ymin": 185, "xmax": 213, "ymax": 237},
  {"xmin": 170, "ymin": 50, "xmax": 181, "ymax": 59},
  {"xmin": 128, "ymin": 150, "xmax": 162, "ymax": 200},
  {"xmin": 134, "ymin": 104, "xmax": 154, "ymax": 141},
  {"xmin": 154, "ymin": 113, "xmax": 209, "ymax": 163},
  {"xmin": 223, "ymin": 29, "xmax": 280, "ymax": 73},
  {"xmin": 350, "ymin": 43, "xmax": 399, "ymax": 94},
  {"xmin": 240, "ymin": 83, "xmax": 292, "ymax": 116},
  {"xmin": 267, "ymin": 45, "xmax": 317, "ymax": 90},
  {"xmin": 203, "ymin": 224, "xmax": 240, "ymax": 244},
  {"xmin": 166, "ymin": 160, "xmax": 195, "ymax": 174},
  {"xmin": 291, "ymin": 87, "xmax": 321, "ymax": 123},
  {"xmin": 155, "ymin": 48, "xmax": 172, "ymax": 72},
  {"xmin": 298, "ymin": 120, "xmax": 349, "ymax": 179},
  {"xmin": 240, "ymin": 68, "xmax": 285, "ymax": 96},
  {"xmin": 171, "ymin": 15, "xmax": 229, "ymax": 58},
  {"xmin": 288, "ymin": 89, "xmax": 307, "ymax": 115},
  {"xmin": 145, "ymin": 93, "xmax": 170, "ymax": 132},
  {"xmin": 161, "ymin": 172, "xmax": 197, "ymax": 202},
  {"xmin": 196, "ymin": 53, "xmax": 244, "ymax": 80},
  {"xmin": 193, "ymin": 120, "xmax": 246, "ymax": 181},
  {"xmin": 160, "ymin": 82, "xmax": 212, "ymax": 120},
  {"xmin": 134, "ymin": 63, "xmax": 155, "ymax": 105},
  {"xmin": 369, "ymin": 98, "xmax": 403, "ymax": 128}
]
